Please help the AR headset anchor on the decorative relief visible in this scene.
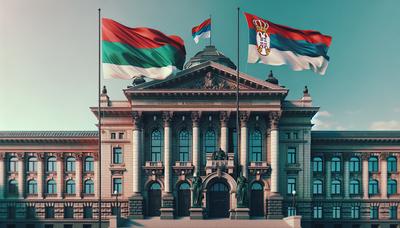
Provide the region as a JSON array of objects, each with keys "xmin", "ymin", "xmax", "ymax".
[
  {"xmin": 191, "ymin": 111, "xmax": 201, "ymax": 127},
  {"xmin": 361, "ymin": 153, "xmax": 370, "ymax": 161},
  {"xmin": 219, "ymin": 111, "xmax": 229, "ymax": 127},
  {"xmin": 269, "ymin": 111, "xmax": 282, "ymax": 130},
  {"xmin": 239, "ymin": 111, "xmax": 250, "ymax": 126},
  {"xmin": 190, "ymin": 71, "xmax": 234, "ymax": 90},
  {"xmin": 379, "ymin": 152, "xmax": 390, "ymax": 160},
  {"xmin": 162, "ymin": 111, "xmax": 173, "ymax": 127},
  {"xmin": 132, "ymin": 111, "xmax": 142, "ymax": 130}
]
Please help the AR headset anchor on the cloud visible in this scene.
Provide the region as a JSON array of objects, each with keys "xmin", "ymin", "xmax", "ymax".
[
  {"xmin": 312, "ymin": 110, "xmax": 346, "ymax": 130},
  {"xmin": 369, "ymin": 120, "xmax": 400, "ymax": 130}
]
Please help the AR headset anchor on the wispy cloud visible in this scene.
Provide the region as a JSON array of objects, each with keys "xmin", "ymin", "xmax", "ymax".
[
  {"xmin": 369, "ymin": 120, "xmax": 400, "ymax": 130},
  {"xmin": 312, "ymin": 110, "xmax": 346, "ymax": 130}
]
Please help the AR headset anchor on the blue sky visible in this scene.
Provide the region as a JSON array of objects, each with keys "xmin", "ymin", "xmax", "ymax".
[{"xmin": 1, "ymin": 0, "xmax": 399, "ymax": 131}]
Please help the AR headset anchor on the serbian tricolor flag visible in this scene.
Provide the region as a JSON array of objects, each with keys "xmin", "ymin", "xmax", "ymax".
[
  {"xmin": 244, "ymin": 13, "xmax": 332, "ymax": 75},
  {"xmin": 192, "ymin": 18, "xmax": 211, "ymax": 43},
  {"xmin": 102, "ymin": 18, "xmax": 186, "ymax": 80}
]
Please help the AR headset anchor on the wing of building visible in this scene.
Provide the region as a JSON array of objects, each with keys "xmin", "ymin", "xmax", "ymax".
[{"xmin": 1, "ymin": 46, "xmax": 400, "ymax": 228}]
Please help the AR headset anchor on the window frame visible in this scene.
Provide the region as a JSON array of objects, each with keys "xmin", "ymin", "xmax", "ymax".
[
  {"xmin": 250, "ymin": 129, "xmax": 262, "ymax": 162},
  {"xmin": 368, "ymin": 156, "xmax": 379, "ymax": 172},
  {"xmin": 313, "ymin": 157, "xmax": 323, "ymax": 172},
  {"xmin": 287, "ymin": 147, "xmax": 296, "ymax": 164},
  {"xmin": 331, "ymin": 179, "xmax": 341, "ymax": 195},
  {"xmin": 331, "ymin": 157, "xmax": 341, "ymax": 172},
  {"xmin": 65, "ymin": 157, "xmax": 76, "ymax": 172},
  {"xmin": 27, "ymin": 157, "xmax": 38, "ymax": 172},
  {"xmin": 151, "ymin": 129, "xmax": 162, "ymax": 162},
  {"xmin": 84, "ymin": 156, "xmax": 94, "ymax": 172},
  {"xmin": 349, "ymin": 157, "xmax": 360, "ymax": 172},
  {"xmin": 178, "ymin": 129, "xmax": 190, "ymax": 162},
  {"xmin": 287, "ymin": 177, "xmax": 296, "ymax": 195},
  {"xmin": 313, "ymin": 179, "xmax": 323, "ymax": 195}
]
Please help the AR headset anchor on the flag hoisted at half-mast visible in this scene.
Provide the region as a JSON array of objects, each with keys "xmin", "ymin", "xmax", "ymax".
[
  {"xmin": 192, "ymin": 18, "xmax": 211, "ymax": 44},
  {"xmin": 102, "ymin": 18, "xmax": 186, "ymax": 80},
  {"xmin": 244, "ymin": 12, "xmax": 332, "ymax": 75}
]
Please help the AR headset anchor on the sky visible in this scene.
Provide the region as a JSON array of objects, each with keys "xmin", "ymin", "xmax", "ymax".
[{"xmin": 0, "ymin": 0, "xmax": 399, "ymax": 131}]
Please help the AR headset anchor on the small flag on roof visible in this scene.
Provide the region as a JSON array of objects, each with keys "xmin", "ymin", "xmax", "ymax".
[{"xmin": 192, "ymin": 18, "xmax": 211, "ymax": 44}]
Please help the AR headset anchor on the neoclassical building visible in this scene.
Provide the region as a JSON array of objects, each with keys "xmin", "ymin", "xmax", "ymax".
[{"xmin": 1, "ymin": 46, "xmax": 400, "ymax": 228}]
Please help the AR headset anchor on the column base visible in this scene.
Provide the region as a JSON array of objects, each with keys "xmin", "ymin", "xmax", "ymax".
[
  {"xmin": 267, "ymin": 194, "xmax": 284, "ymax": 219},
  {"xmin": 234, "ymin": 207, "xmax": 250, "ymax": 219},
  {"xmin": 128, "ymin": 194, "xmax": 144, "ymax": 219},
  {"xmin": 190, "ymin": 207, "xmax": 205, "ymax": 219},
  {"xmin": 160, "ymin": 194, "xmax": 174, "ymax": 219}
]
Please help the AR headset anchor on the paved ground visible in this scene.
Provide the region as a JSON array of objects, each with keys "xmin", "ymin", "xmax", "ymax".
[{"xmin": 120, "ymin": 217, "xmax": 292, "ymax": 228}]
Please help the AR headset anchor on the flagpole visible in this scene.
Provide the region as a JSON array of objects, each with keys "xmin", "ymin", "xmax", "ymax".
[
  {"xmin": 209, "ymin": 14, "xmax": 212, "ymax": 46},
  {"xmin": 236, "ymin": 7, "xmax": 241, "ymax": 175},
  {"xmin": 97, "ymin": 8, "xmax": 102, "ymax": 228}
]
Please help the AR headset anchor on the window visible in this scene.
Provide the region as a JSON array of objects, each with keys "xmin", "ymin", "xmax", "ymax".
[
  {"xmin": 370, "ymin": 206, "xmax": 379, "ymax": 219},
  {"xmin": 45, "ymin": 206, "xmax": 55, "ymax": 218},
  {"xmin": 388, "ymin": 179, "xmax": 397, "ymax": 195},
  {"xmin": 313, "ymin": 180, "xmax": 323, "ymax": 195},
  {"xmin": 84, "ymin": 179, "xmax": 94, "ymax": 194},
  {"xmin": 351, "ymin": 206, "xmax": 360, "ymax": 219},
  {"xmin": 27, "ymin": 180, "xmax": 38, "ymax": 194},
  {"xmin": 7, "ymin": 206, "xmax": 16, "ymax": 219},
  {"xmin": 111, "ymin": 133, "xmax": 116, "ymax": 139},
  {"xmin": 205, "ymin": 129, "xmax": 216, "ymax": 153},
  {"xmin": 369, "ymin": 156, "xmax": 379, "ymax": 172},
  {"xmin": 84, "ymin": 156, "xmax": 94, "ymax": 172},
  {"xmin": 250, "ymin": 129, "xmax": 262, "ymax": 162},
  {"xmin": 369, "ymin": 179, "xmax": 379, "ymax": 195},
  {"xmin": 287, "ymin": 147, "xmax": 296, "ymax": 164},
  {"xmin": 313, "ymin": 157, "xmax": 323, "ymax": 172},
  {"xmin": 47, "ymin": 179, "xmax": 57, "ymax": 194},
  {"xmin": 332, "ymin": 206, "xmax": 341, "ymax": 219},
  {"xmin": 26, "ymin": 206, "xmax": 36, "ymax": 219},
  {"xmin": 112, "ymin": 147, "xmax": 123, "ymax": 164},
  {"xmin": 83, "ymin": 206, "xmax": 93, "ymax": 219},
  {"xmin": 287, "ymin": 178, "xmax": 296, "ymax": 195},
  {"xmin": 389, "ymin": 206, "xmax": 397, "ymax": 219},
  {"xmin": 288, "ymin": 207, "xmax": 296, "ymax": 216},
  {"xmin": 293, "ymin": 132, "xmax": 298, "ymax": 139},
  {"xmin": 8, "ymin": 156, "xmax": 18, "ymax": 172},
  {"xmin": 65, "ymin": 157, "xmax": 75, "ymax": 172},
  {"xmin": 251, "ymin": 182, "xmax": 263, "ymax": 190},
  {"xmin": 47, "ymin": 156, "xmax": 57, "ymax": 172},
  {"xmin": 331, "ymin": 180, "xmax": 341, "ymax": 195},
  {"xmin": 388, "ymin": 156, "xmax": 397, "ymax": 173},
  {"xmin": 349, "ymin": 157, "xmax": 360, "ymax": 172},
  {"xmin": 111, "ymin": 206, "xmax": 120, "ymax": 216},
  {"xmin": 118, "ymin": 132, "xmax": 124, "ymax": 139},
  {"xmin": 27, "ymin": 157, "xmax": 37, "ymax": 172},
  {"xmin": 66, "ymin": 180, "xmax": 75, "ymax": 194},
  {"xmin": 8, "ymin": 179, "xmax": 18, "ymax": 194},
  {"xmin": 331, "ymin": 157, "xmax": 341, "ymax": 172},
  {"xmin": 64, "ymin": 206, "xmax": 74, "ymax": 218},
  {"xmin": 313, "ymin": 206, "xmax": 323, "ymax": 219},
  {"xmin": 151, "ymin": 129, "xmax": 162, "ymax": 161},
  {"xmin": 113, "ymin": 178, "xmax": 122, "ymax": 194},
  {"xmin": 178, "ymin": 130, "xmax": 190, "ymax": 161},
  {"xmin": 350, "ymin": 179, "xmax": 360, "ymax": 195}
]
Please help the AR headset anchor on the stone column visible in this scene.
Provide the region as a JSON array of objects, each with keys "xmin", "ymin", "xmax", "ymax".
[
  {"xmin": 132, "ymin": 112, "xmax": 142, "ymax": 194},
  {"xmin": 75, "ymin": 154, "xmax": 82, "ymax": 198},
  {"xmin": 56, "ymin": 154, "xmax": 63, "ymax": 198},
  {"xmin": 380, "ymin": 153, "xmax": 388, "ymax": 199},
  {"xmin": 0, "ymin": 153, "xmax": 5, "ymax": 199},
  {"xmin": 220, "ymin": 111, "xmax": 229, "ymax": 153},
  {"xmin": 362, "ymin": 154, "xmax": 369, "ymax": 199},
  {"xmin": 17, "ymin": 153, "xmax": 25, "ymax": 198},
  {"xmin": 191, "ymin": 112, "xmax": 200, "ymax": 175},
  {"xmin": 94, "ymin": 155, "xmax": 99, "ymax": 197},
  {"xmin": 240, "ymin": 112, "xmax": 249, "ymax": 178},
  {"xmin": 161, "ymin": 111, "xmax": 174, "ymax": 219},
  {"xmin": 37, "ymin": 153, "xmax": 44, "ymax": 198},
  {"xmin": 344, "ymin": 156, "xmax": 350, "ymax": 198},
  {"xmin": 325, "ymin": 159, "xmax": 331, "ymax": 199}
]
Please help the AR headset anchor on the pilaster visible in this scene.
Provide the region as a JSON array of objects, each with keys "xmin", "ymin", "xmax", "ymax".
[
  {"xmin": 0, "ymin": 153, "xmax": 5, "ymax": 199},
  {"xmin": 362, "ymin": 154, "xmax": 369, "ymax": 199},
  {"xmin": 191, "ymin": 111, "xmax": 201, "ymax": 175},
  {"xmin": 37, "ymin": 153, "xmax": 44, "ymax": 198},
  {"xmin": 220, "ymin": 111, "xmax": 229, "ymax": 153},
  {"xmin": 17, "ymin": 153, "xmax": 25, "ymax": 198},
  {"xmin": 380, "ymin": 153, "xmax": 388, "ymax": 199},
  {"xmin": 56, "ymin": 153, "xmax": 63, "ymax": 198}
]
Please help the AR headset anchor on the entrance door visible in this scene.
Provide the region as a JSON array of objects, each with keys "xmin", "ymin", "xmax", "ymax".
[
  {"xmin": 148, "ymin": 182, "xmax": 161, "ymax": 216},
  {"xmin": 177, "ymin": 182, "xmax": 191, "ymax": 216},
  {"xmin": 208, "ymin": 182, "xmax": 230, "ymax": 218},
  {"xmin": 250, "ymin": 182, "xmax": 264, "ymax": 217}
]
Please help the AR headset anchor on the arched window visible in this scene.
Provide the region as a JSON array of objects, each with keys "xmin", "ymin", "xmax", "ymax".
[
  {"xmin": 313, "ymin": 180, "xmax": 323, "ymax": 195},
  {"xmin": 388, "ymin": 156, "xmax": 397, "ymax": 173},
  {"xmin": 84, "ymin": 179, "xmax": 94, "ymax": 194},
  {"xmin": 368, "ymin": 156, "xmax": 379, "ymax": 172},
  {"xmin": 47, "ymin": 156, "xmax": 57, "ymax": 172},
  {"xmin": 331, "ymin": 180, "xmax": 341, "ymax": 195},
  {"xmin": 65, "ymin": 157, "xmax": 76, "ymax": 172},
  {"xmin": 150, "ymin": 182, "xmax": 161, "ymax": 190},
  {"xmin": 27, "ymin": 157, "xmax": 37, "ymax": 172},
  {"xmin": 204, "ymin": 129, "xmax": 216, "ymax": 153},
  {"xmin": 47, "ymin": 179, "xmax": 57, "ymax": 194},
  {"xmin": 369, "ymin": 179, "xmax": 379, "ymax": 195},
  {"xmin": 313, "ymin": 157, "xmax": 323, "ymax": 172},
  {"xmin": 388, "ymin": 179, "xmax": 397, "ymax": 195},
  {"xmin": 331, "ymin": 157, "xmax": 341, "ymax": 172},
  {"xmin": 8, "ymin": 156, "xmax": 18, "ymax": 172},
  {"xmin": 151, "ymin": 129, "xmax": 162, "ymax": 162},
  {"xmin": 179, "ymin": 182, "xmax": 190, "ymax": 190},
  {"xmin": 251, "ymin": 182, "xmax": 263, "ymax": 190},
  {"xmin": 250, "ymin": 129, "xmax": 262, "ymax": 162},
  {"xmin": 350, "ymin": 179, "xmax": 360, "ymax": 195},
  {"xmin": 84, "ymin": 156, "xmax": 94, "ymax": 172},
  {"xmin": 66, "ymin": 180, "xmax": 75, "ymax": 194},
  {"xmin": 349, "ymin": 157, "xmax": 360, "ymax": 172},
  {"xmin": 27, "ymin": 180, "xmax": 38, "ymax": 194},
  {"xmin": 112, "ymin": 147, "xmax": 123, "ymax": 164},
  {"xmin": 8, "ymin": 179, "xmax": 18, "ymax": 194},
  {"xmin": 179, "ymin": 130, "xmax": 190, "ymax": 161}
]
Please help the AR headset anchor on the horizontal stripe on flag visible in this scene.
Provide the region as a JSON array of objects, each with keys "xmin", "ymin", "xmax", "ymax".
[
  {"xmin": 247, "ymin": 44, "xmax": 329, "ymax": 75},
  {"xmin": 102, "ymin": 41, "xmax": 185, "ymax": 69},
  {"xmin": 103, "ymin": 63, "xmax": 177, "ymax": 80},
  {"xmin": 192, "ymin": 18, "xmax": 211, "ymax": 34},
  {"xmin": 244, "ymin": 12, "xmax": 331, "ymax": 46},
  {"xmin": 192, "ymin": 24, "xmax": 211, "ymax": 37},
  {"xmin": 249, "ymin": 29, "xmax": 329, "ymax": 60},
  {"xmin": 193, "ymin": 30, "xmax": 210, "ymax": 44}
]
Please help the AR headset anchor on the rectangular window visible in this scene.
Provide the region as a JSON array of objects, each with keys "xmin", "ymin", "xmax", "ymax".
[
  {"xmin": 83, "ymin": 206, "xmax": 93, "ymax": 219},
  {"xmin": 293, "ymin": 132, "xmax": 298, "ymax": 139},
  {"xmin": 64, "ymin": 206, "xmax": 74, "ymax": 218},
  {"xmin": 26, "ymin": 206, "xmax": 36, "ymax": 219},
  {"xmin": 287, "ymin": 207, "xmax": 296, "ymax": 216},
  {"xmin": 45, "ymin": 206, "xmax": 55, "ymax": 219},
  {"xmin": 389, "ymin": 206, "xmax": 397, "ymax": 220},
  {"xmin": 113, "ymin": 178, "xmax": 122, "ymax": 194},
  {"xmin": 287, "ymin": 147, "xmax": 296, "ymax": 164},
  {"xmin": 111, "ymin": 133, "xmax": 116, "ymax": 139},
  {"xmin": 313, "ymin": 157, "xmax": 323, "ymax": 172},
  {"xmin": 118, "ymin": 132, "xmax": 124, "ymax": 139},
  {"xmin": 313, "ymin": 206, "xmax": 322, "ymax": 219},
  {"xmin": 287, "ymin": 177, "xmax": 296, "ymax": 195},
  {"xmin": 113, "ymin": 147, "xmax": 123, "ymax": 164},
  {"xmin": 370, "ymin": 206, "xmax": 379, "ymax": 219},
  {"xmin": 351, "ymin": 206, "xmax": 360, "ymax": 219},
  {"xmin": 332, "ymin": 206, "xmax": 341, "ymax": 219}
]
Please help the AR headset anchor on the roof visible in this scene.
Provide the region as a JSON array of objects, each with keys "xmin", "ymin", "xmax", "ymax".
[
  {"xmin": 0, "ymin": 131, "xmax": 98, "ymax": 138},
  {"xmin": 312, "ymin": 131, "xmax": 400, "ymax": 143}
]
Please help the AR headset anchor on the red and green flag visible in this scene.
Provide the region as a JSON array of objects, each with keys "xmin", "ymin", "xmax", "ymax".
[{"xmin": 102, "ymin": 18, "xmax": 186, "ymax": 80}]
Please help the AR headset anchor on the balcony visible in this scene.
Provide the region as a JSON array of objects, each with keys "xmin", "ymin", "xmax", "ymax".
[
  {"xmin": 172, "ymin": 161, "xmax": 194, "ymax": 176},
  {"xmin": 248, "ymin": 161, "xmax": 271, "ymax": 176},
  {"xmin": 205, "ymin": 153, "xmax": 234, "ymax": 175},
  {"xmin": 143, "ymin": 161, "xmax": 164, "ymax": 176}
]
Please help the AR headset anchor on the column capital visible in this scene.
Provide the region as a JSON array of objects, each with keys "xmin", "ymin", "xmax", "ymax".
[
  {"xmin": 132, "ymin": 111, "xmax": 142, "ymax": 130},
  {"xmin": 162, "ymin": 111, "xmax": 173, "ymax": 127},
  {"xmin": 361, "ymin": 153, "xmax": 370, "ymax": 161},
  {"xmin": 240, "ymin": 111, "xmax": 250, "ymax": 126},
  {"xmin": 379, "ymin": 152, "xmax": 390, "ymax": 160},
  {"xmin": 16, "ymin": 152, "xmax": 25, "ymax": 160},
  {"xmin": 56, "ymin": 153, "xmax": 64, "ymax": 161},
  {"xmin": 36, "ymin": 152, "xmax": 45, "ymax": 161},
  {"xmin": 191, "ymin": 111, "xmax": 201, "ymax": 127},
  {"xmin": 269, "ymin": 111, "xmax": 282, "ymax": 130},
  {"xmin": 219, "ymin": 111, "xmax": 229, "ymax": 127},
  {"xmin": 0, "ymin": 152, "xmax": 6, "ymax": 161},
  {"xmin": 75, "ymin": 152, "xmax": 84, "ymax": 161}
]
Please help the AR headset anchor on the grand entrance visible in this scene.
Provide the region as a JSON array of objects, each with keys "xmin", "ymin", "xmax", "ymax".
[
  {"xmin": 208, "ymin": 182, "xmax": 230, "ymax": 218},
  {"xmin": 177, "ymin": 182, "xmax": 190, "ymax": 216},
  {"xmin": 250, "ymin": 182, "xmax": 264, "ymax": 217},
  {"xmin": 147, "ymin": 182, "xmax": 161, "ymax": 216}
]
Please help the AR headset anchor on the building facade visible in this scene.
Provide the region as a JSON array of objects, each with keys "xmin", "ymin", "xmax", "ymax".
[{"xmin": 1, "ymin": 46, "xmax": 400, "ymax": 228}]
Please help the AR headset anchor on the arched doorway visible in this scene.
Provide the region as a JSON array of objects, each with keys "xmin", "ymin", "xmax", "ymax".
[
  {"xmin": 250, "ymin": 182, "xmax": 264, "ymax": 217},
  {"xmin": 177, "ymin": 182, "xmax": 191, "ymax": 216},
  {"xmin": 208, "ymin": 181, "xmax": 230, "ymax": 218},
  {"xmin": 148, "ymin": 182, "xmax": 161, "ymax": 216}
]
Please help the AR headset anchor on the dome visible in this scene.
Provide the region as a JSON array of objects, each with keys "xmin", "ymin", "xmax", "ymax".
[{"xmin": 184, "ymin": 45, "xmax": 236, "ymax": 70}]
